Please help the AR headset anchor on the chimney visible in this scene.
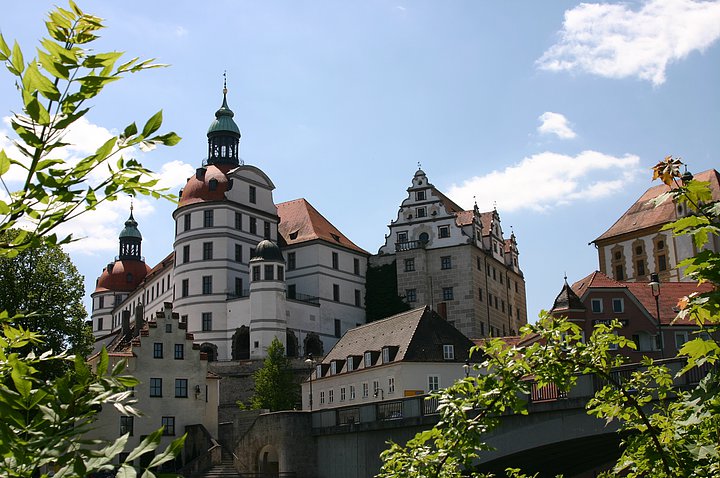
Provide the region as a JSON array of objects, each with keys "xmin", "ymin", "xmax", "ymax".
[
  {"xmin": 134, "ymin": 304, "xmax": 145, "ymax": 337},
  {"xmin": 121, "ymin": 310, "xmax": 131, "ymax": 338}
]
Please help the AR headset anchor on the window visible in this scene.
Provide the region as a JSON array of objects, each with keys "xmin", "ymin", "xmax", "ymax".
[
  {"xmin": 443, "ymin": 344, "xmax": 455, "ymax": 360},
  {"xmin": 675, "ymin": 332, "xmax": 689, "ymax": 349},
  {"xmin": 201, "ymin": 312, "xmax": 212, "ymax": 331},
  {"xmin": 354, "ymin": 289, "xmax": 361, "ymax": 307},
  {"xmin": 636, "ymin": 259, "xmax": 645, "ymax": 277},
  {"xmin": 332, "ymin": 252, "xmax": 339, "ymax": 270},
  {"xmin": 404, "ymin": 258, "xmax": 415, "ymax": 272},
  {"xmin": 591, "ymin": 298, "xmax": 603, "ymax": 313},
  {"xmin": 264, "ymin": 264, "xmax": 274, "ymax": 280},
  {"xmin": 442, "ymin": 287, "xmax": 454, "ymax": 301},
  {"xmin": 388, "ymin": 377, "xmax": 395, "ymax": 394},
  {"xmin": 406, "ymin": 289, "xmax": 417, "ymax": 302},
  {"xmin": 612, "ymin": 298, "xmax": 624, "ymax": 313},
  {"xmin": 615, "ymin": 264, "xmax": 625, "ymax": 281},
  {"xmin": 438, "ymin": 225, "xmax": 450, "ymax": 238},
  {"xmin": 362, "ymin": 382, "xmax": 369, "ymax": 398},
  {"xmin": 174, "ymin": 344, "xmax": 184, "ymax": 360},
  {"xmin": 658, "ymin": 254, "xmax": 667, "ymax": 271},
  {"xmin": 492, "ymin": 267, "xmax": 496, "ymax": 280},
  {"xmin": 347, "ymin": 356, "xmax": 355, "ymax": 372},
  {"xmin": 441, "ymin": 256, "xmax": 452, "ymax": 270},
  {"xmin": 416, "ymin": 207, "xmax": 427, "ymax": 218},
  {"xmin": 334, "ymin": 319, "xmax": 341, "ymax": 338},
  {"xmin": 333, "ymin": 284, "xmax": 340, "ymax": 302},
  {"xmin": 288, "ymin": 284, "xmax": 296, "ymax": 299},
  {"xmin": 319, "ymin": 391, "xmax": 325, "ymax": 405},
  {"xmin": 235, "ymin": 244, "xmax": 242, "ymax": 262},
  {"xmin": 264, "ymin": 221, "xmax": 271, "ymax": 239},
  {"xmin": 182, "ymin": 245, "xmax": 189, "ymax": 263},
  {"xmin": 382, "ymin": 347, "xmax": 391, "ymax": 363},
  {"xmin": 373, "ymin": 380, "xmax": 380, "ymax": 396},
  {"xmin": 120, "ymin": 416, "xmax": 134, "ymax": 436},
  {"xmin": 288, "ymin": 252, "xmax": 296, "ymax": 270},
  {"xmin": 161, "ymin": 416, "xmax": 175, "ymax": 436},
  {"xmin": 235, "ymin": 212, "xmax": 242, "ymax": 230},
  {"xmin": 202, "ymin": 242, "xmax": 213, "ymax": 260},
  {"xmin": 98, "ymin": 317, "xmax": 103, "ymax": 330},
  {"xmin": 150, "ymin": 378, "xmax": 162, "ymax": 397},
  {"xmin": 252, "ymin": 266, "xmax": 261, "ymax": 281},
  {"xmin": 416, "ymin": 190, "xmax": 426, "ymax": 201},
  {"xmin": 175, "ymin": 379, "xmax": 188, "ymax": 398},
  {"xmin": 328, "ymin": 389, "xmax": 334, "ymax": 403},
  {"xmin": 277, "ymin": 266, "xmax": 284, "ymax": 281},
  {"xmin": 249, "ymin": 185, "xmax": 256, "ymax": 204},
  {"xmin": 428, "ymin": 376, "xmax": 439, "ymax": 392},
  {"xmin": 183, "ymin": 214, "xmax": 191, "ymax": 231},
  {"xmin": 153, "ymin": 343, "xmax": 163, "ymax": 359},
  {"xmin": 98, "ymin": 296, "xmax": 104, "ymax": 309},
  {"xmin": 354, "ymin": 258, "xmax": 360, "ymax": 275},
  {"xmin": 235, "ymin": 277, "xmax": 243, "ymax": 296},
  {"xmin": 397, "ymin": 231, "xmax": 408, "ymax": 243},
  {"xmin": 249, "ymin": 217, "xmax": 257, "ymax": 234},
  {"xmin": 478, "ymin": 288, "xmax": 483, "ymax": 302},
  {"xmin": 203, "ymin": 209, "xmax": 214, "ymax": 227},
  {"xmin": 340, "ymin": 387, "xmax": 346, "ymax": 401},
  {"xmin": 350, "ymin": 385, "xmax": 356, "ymax": 400},
  {"xmin": 181, "ymin": 279, "xmax": 189, "ymax": 298},
  {"xmin": 364, "ymin": 352, "xmax": 373, "ymax": 367},
  {"xmin": 202, "ymin": 275, "xmax": 212, "ymax": 294}
]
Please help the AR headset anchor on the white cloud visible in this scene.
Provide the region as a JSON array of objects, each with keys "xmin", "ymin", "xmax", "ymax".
[
  {"xmin": 537, "ymin": 0, "xmax": 720, "ymax": 85},
  {"xmin": 447, "ymin": 150, "xmax": 642, "ymax": 213},
  {"xmin": 154, "ymin": 160, "xmax": 195, "ymax": 190},
  {"xmin": 175, "ymin": 26, "xmax": 188, "ymax": 37},
  {"xmin": 537, "ymin": 112, "xmax": 576, "ymax": 139}
]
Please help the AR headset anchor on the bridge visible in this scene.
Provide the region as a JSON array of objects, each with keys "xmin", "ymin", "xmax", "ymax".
[{"xmin": 226, "ymin": 358, "xmax": 707, "ymax": 478}]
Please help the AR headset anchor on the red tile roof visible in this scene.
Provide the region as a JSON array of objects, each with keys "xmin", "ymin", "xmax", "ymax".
[
  {"xmin": 571, "ymin": 270, "xmax": 714, "ymax": 325},
  {"xmin": 277, "ymin": 198, "xmax": 368, "ymax": 254},
  {"xmin": 594, "ymin": 169, "xmax": 720, "ymax": 243}
]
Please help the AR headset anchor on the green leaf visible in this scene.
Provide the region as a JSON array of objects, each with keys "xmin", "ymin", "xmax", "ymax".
[
  {"xmin": 125, "ymin": 428, "xmax": 163, "ymax": 462},
  {"xmin": 141, "ymin": 111, "xmax": 163, "ymax": 138},
  {"xmin": 37, "ymin": 48, "xmax": 70, "ymax": 79},
  {"xmin": 0, "ymin": 150, "xmax": 10, "ymax": 175},
  {"xmin": 10, "ymin": 40, "xmax": 24, "ymax": 75},
  {"xmin": 146, "ymin": 434, "xmax": 186, "ymax": 469},
  {"xmin": 0, "ymin": 32, "xmax": 10, "ymax": 60},
  {"xmin": 23, "ymin": 61, "xmax": 61, "ymax": 101}
]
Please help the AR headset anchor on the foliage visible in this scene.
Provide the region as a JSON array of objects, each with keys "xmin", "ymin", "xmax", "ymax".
[
  {"xmin": 379, "ymin": 157, "xmax": 720, "ymax": 478},
  {"xmin": 248, "ymin": 338, "xmax": 299, "ymax": 411},
  {"xmin": 365, "ymin": 261, "xmax": 411, "ymax": 322},
  {"xmin": 0, "ymin": 2, "xmax": 185, "ymax": 476},
  {"xmin": 0, "ymin": 1, "xmax": 180, "ymax": 258},
  {"xmin": 0, "ymin": 228, "xmax": 92, "ymax": 373}
]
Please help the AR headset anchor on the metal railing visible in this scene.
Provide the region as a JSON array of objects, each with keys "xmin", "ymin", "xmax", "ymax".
[
  {"xmin": 530, "ymin": 382, "xmax": 568, "ymax": 402},
  {"xmin": 423, "ymin": 396, "xmax": 440, "ymax": 415},
  {"xmin": 378, "ymin": 400, "xmax": 403, "ymax": 420},
  {"xmin": 338, "ymin": 407, "xmax": 360, "ymax": 425}
]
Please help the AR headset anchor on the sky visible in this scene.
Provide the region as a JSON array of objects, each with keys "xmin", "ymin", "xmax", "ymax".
[{"xmin": 2, "ymin": 0, "xmax": 719, "ymax": 325}]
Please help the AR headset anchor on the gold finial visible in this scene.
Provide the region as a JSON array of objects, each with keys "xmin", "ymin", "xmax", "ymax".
[
  {"xmin": 417, "ymin": 161, "xmax": 422, "ymax": 170},
  {"xmin": 130, "ymin": 196, "xmax": 134, "ymax": 213},
  {"xmin": 223, "ymin": 70, "xmax": 228, "ymax": 95}
]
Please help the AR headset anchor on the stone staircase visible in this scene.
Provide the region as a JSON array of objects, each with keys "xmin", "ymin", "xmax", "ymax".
[{"xmin": 198, "ymin": 457, "xmax": 239, "ymax": 477}]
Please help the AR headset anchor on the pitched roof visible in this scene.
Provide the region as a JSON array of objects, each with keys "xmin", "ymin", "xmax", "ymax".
[
  {"xmin": 277, "ymin": 198, "xmax": 368, "ymax": 254},
  {"xmin": 321, "ymin": 306, "xmax": 475, "ymax": 365},
  {"xmin": 551, "ymin": 280, "xmax": 586, "ymax": 312},
  {"xmin": 594, "ymin": 169, "xmax": 720, "ymax": 243},
  {"xmin": 570, "ymin": 271, "xmax": 714, "ymax": 326}
]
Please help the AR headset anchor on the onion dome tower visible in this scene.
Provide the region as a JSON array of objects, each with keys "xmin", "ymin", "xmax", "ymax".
[
  {"xmin": 91, "ymin": 206, "xmax": 151, "ymax": 337},
  {"xmin": 249, "ymin": 240, "xmax": 287, "ymax": 359},
  {"xmin": 206, "ymin": 77, "xmax": 241, "ymax": 166}
]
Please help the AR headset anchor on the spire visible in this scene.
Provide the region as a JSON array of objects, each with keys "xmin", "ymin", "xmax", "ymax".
[
  {"xmin": 118, "ymin": 204, "xmax": 143, "ymax": 261},
  {"xmin": 207, "ymin": 73, "xmax": 241, "ymax": 165}
]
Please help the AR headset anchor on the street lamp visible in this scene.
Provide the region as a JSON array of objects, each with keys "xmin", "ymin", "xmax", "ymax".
[
  {"xmin": 373, "ymin": 388, "xmax": 384, "ymax": 400},
  {"xmin": 463, "ymin": 358, "xmax": 470, "ymax": 378},
  {"xmin": 304, "ymin": 353, "xmax": 316, "ymax": 410},
  {"xmin": 649, "ymin": 272, "xmax": 664, "ymax": 359}
]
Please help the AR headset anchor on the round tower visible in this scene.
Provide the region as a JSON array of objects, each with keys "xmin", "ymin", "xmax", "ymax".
[
  {"xmin": 91, "ymin": 208, "xmax": 150, "ymax": 336},
  {"xmin": 249, "ymin": 240, "xmax": 287, "ymax": 359}
]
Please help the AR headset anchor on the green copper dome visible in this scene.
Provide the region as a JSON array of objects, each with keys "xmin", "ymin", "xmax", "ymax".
[
  {"xmin": 119, "ymin": 211, "xmax": 142, "ymax": 240},
  {"xmin": 207, "ymin": 91, "xmax": 240, "ymax": 136}
]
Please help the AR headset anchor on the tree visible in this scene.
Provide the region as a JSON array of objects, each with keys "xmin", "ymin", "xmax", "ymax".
[
  {"xmin": 379, "ymin": 157, "xmax": 720, "ymax": 478},
  {"xmin": 0, "ymin": 2, "xmax": 184, "ymax": 476},
  {"xmin": 365, "ymin": 261, "xmax": 411, "ymax": 322},
  {"xmin": 249, "ymin": 338, "xmax": 299, "ymax": 411},
  {"xmin": 0, "ymin": 229, "xmax": 92, "ymax": 367}
]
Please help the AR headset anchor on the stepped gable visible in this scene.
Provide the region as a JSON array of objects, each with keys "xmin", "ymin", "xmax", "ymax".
[
  {"xmin": 594, "ymin": 169, "xmax": 720, "ymax": 243},
  {"xmin": 277, "ymin": 198, "xmax": 368, "ymax": 254}
]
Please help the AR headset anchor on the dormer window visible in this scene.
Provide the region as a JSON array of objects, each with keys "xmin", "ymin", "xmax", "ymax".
[
  {"xmin": 364, "ymin": 351, "xmax": 375, "ymax": 368},
  {"xmin": 316, "ymin": 364, "xmax": 323, "ymax": 378},
  {"xmin": 208, "ymin": 178, "xmax": 218, "ymax": 191},
  {"xmin": 382, "ymin": 347, "xmax": 390, "ymax": 363},
  {"xmin": 443, "ymin": 344, "xmax": 455, "ymax": 360},
  {"xmin": 382, "ymin": 346, "xmax": 399, "ymax": 364},
  {"xmin": 330, "ymin": 361, "xmax": 337, "ymax": 375},
  {"xmin": 347, "ymin": 356, "xmax": 356, "ymax": 372}
]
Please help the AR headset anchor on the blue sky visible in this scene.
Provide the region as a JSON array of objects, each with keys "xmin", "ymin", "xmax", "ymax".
[{"xmin": 2, "ymin": 1, "xmax": 720, "ymax": 325}]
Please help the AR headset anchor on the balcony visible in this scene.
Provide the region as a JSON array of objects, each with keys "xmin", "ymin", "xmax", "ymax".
[{"xmin": 395, "ymin": 240, "xmax": 427, "ymax": 252}]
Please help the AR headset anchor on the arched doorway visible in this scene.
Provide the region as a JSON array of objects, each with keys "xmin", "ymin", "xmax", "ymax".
[
  {"xmin": 286, "ymin": 330, "xmax": 299, "ymax": 357},
  {"xmin": 232, "ymin": 326, "xmax": 250, "ymax": 360},
  {"xmin": 200, "ymin": 342, "xmax": 218, "ymax": 362},
  {"xmin": 257, "ymin": 444, "xmax": 279, "ymax": 475},
  {"xmin": 303, "ymin": 332, "xmax": 323, "ymax": 357}
]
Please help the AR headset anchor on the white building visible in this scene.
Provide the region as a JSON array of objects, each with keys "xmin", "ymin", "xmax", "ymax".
[
  {"xmin": 301, "ymin": 306, "xmax": 477, "ymax": 411},
  {"xmin": 91, "ymin": 88, "xmax": 368, "ymax": 361}
]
